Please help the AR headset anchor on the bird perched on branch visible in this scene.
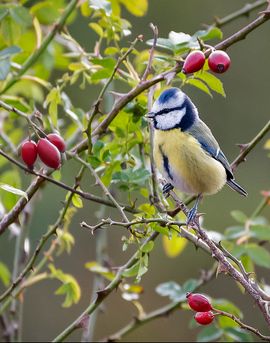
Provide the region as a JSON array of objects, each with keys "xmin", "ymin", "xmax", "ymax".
[{"xmin": 147, "ymin": 87, "xmax": 247, "ymax": 224}]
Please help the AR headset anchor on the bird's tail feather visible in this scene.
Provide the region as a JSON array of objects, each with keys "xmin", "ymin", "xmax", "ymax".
[{"xmin": 227, "ymin": 179, "xmax": 248, "ymax": 197}]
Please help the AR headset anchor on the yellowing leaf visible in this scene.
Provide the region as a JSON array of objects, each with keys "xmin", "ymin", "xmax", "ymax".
[
  {"xmin": 162, "ymin": 231, "xmax": 187, "ymax": 258},
  {"xmin": 264, "ymin": 139, "xmax": 270, "ymax": 150},
  {"xmin": 119, "ymin": 0, "xmax": 148, "ymax": 17}
]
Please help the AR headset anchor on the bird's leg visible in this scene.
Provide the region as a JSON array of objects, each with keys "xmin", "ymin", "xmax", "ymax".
[
  {"xmin": 187, "ymin": 194, "xmax": 203, "ymax": 225},
  {"xmin": 162, "ymin": 183, "xmax": 174, "ymax": 198}
]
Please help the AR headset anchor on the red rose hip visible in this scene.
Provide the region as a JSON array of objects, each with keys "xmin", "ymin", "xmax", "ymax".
[
  {"xmin": 186, "ymin": 293, "xmax": 212, "ymax": 312},
  {"xmin": 208, "ymin": 50, "xmax": 231, "ymax": 73},
  {"xmin": 21, "ymin": 140, "xmax": 38, "ymax": 168},
  {"xmin": 194, "ymin": 311, "xmax": 214, "ymax": 325},
  {"xmin": 47, "ymin": 133, "xmax": 66, "ymax": 153},
  {"xmin": 183, "ymin": 50, "xmax": 205, "ymax": 74},
  {"xmin": 37, "ymin": 138, "xmax": 61, "ymax": 169}
]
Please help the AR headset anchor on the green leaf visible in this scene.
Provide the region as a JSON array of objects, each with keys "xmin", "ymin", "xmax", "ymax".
[
  {"xmin": 10, "ymin": 6, "xmax": 32, "ymax": 27},
  {"xmin": 141, "ymin": 241, "xmax": 154, "ymax": 253},
  {"xmin": 195, "ymin": 71, "xmax": 225, "ymax": 97},
  {"xmin": 224, "ymin": 226, "xmax": 244, "ymax": 240},
  {"xmin": 49, "ymin": 264, "xmax": 81, "ymax": 307},
  {"xmin": 223, "ymin": 327, "xmax": 253, "ymax": 342},
  {"xmin": 0, "ymin": 170, "xmax": 22, "ymax": 210},
  {"xmin": 122, "ymin": 260, "xmax": 140, "ymax": 278},
  {"xmin": 181, "ymin": 279, "xmax": 200, "ymax": 294},
  {"xmin": 197, "ymin": 326, "xmax": 223, "ymax": 342},
  {"xmin": 91, "ymin": 68, "xmax": 112, "ymax": 81},
  {"xmin": 72, "ymin": 193, "xmax": 83, "ymax": 208},
  {"xmin": 0, "ymin": 183, "xmax": 28, "ymax": 201},
  {"xmin": 0, "ymin": 262, "xmax": 10, "ymax": 287},
  {"xmin": 193, "ymin": 26, "xmax": 223, "ymax": 41},
  {"xmin": 243, "ymin": 244, "xmax": 270, "ymax": 268},
  {"xmin": 213, "ymin": 299, "xmax": 242, "ymax": 318},
  {"xmin": 185, "ymin": 78, "xmax": 212, "ymax": 97},
  {"xmin": 231, "ymin": 210, "xmax": 247, "ymax": 224},
  {"xmin": 250, "ymin": 225, "xmax": 270, "ymax": 240},
  {"xmin": 0, "ymin": 8, "xmax": 8, "ymax": 22},
  {"xmin": 119, "ymin": 0, "xmax": 148, "ymax": 16},
  {"xmin": 30, "ymin": 1, "xmax": 60, "ymax": 25},
  {"xmin": 1, "ymin": 15, "xmax": 22, "ymax": 45},
  {"xmin": 45, "ymin": 87, "xmax": 62, "ymax": 126},
  {"xmin": 89, "ymin": 0, "xmax": 112, "ymax": 16},
  {"xmin": 92, "ymin": 57, "xmax": 116, "ymax": 71},
  {"xmin": 89, "ymin": 22, "xmax": 103, "ymax": 37}
]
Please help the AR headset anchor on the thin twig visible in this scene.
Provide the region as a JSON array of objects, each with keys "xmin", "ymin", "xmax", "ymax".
[
  {"xmin": 105, "ymin": 265, "xmax": 217, "ymax": 342},
  {"xmin": 73, "ymin": 155, "xmax": 129, "ymax": 223},
  {"xmin": 214, "ymin": 308, "xmax": 270, "ymax": 341},
  {"xmin": 231, "ymin": 119, "xmax": 270, "ymax": 171},
  {"xmin": 0, "ymin": 149, "xmax": 137, "ymax": 219},
  {"xmin": 85, "ymin": 36, "xmax": 141, "ymax": 153},
  {"xmin": 141, "ymin": 23, "xmax": 158, "ymax": 81},
  {"xmin": 214, "ymin": 0, "xmax": 267, "ymax": 27},
  {"xmin": 0, "ymin": 166, "xmax": 85, "ymax": 307},
  {"xmin": 52, "ymin": 231, "xmax": 160, "ymax": 342}
]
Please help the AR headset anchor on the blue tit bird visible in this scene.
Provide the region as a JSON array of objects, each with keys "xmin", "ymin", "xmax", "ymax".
[{"xmin": 147, "ymin": 87, "xmax": 247, "ymax": 224}]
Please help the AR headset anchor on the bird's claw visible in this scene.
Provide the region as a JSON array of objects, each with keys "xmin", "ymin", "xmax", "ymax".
[{"xmin": 162, "ymin": 183, "xmax": 174, "ymax": 198}]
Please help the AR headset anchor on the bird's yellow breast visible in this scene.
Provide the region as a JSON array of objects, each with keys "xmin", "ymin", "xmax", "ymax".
[{"xmin": 153, "ymin": 129, "xmax": 227, "ymax": 195}]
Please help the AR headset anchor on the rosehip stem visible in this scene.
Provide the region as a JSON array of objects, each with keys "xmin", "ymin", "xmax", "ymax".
[{"xmin": 212, "ymin": 308, "xmax": 270, "ymax": 341}]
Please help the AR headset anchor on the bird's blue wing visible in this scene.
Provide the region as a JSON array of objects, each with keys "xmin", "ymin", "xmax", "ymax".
[{"xmin": 187, "ymin": 120, "xmax": 234, "ymax": 179}]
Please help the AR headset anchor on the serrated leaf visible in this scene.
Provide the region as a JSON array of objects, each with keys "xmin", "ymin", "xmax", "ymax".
[
  {"xmin": 185, "ymin": 78, "xmax": 212, "ymax": 97},
  {"xmin": 162, "ymin": 231, "xmax": 187, "ymax": 258},
  {"xmin": 195, "ymin": 71, "xmax": 225, "ymax": 97},
  {"xmin": 0, "ymin": 183, "xmax": 28, "ymax": 200},
  {"xmin": 197, "ymin": 326, "xmax": 223, "ymax": 342},
  {"xmin": 45, "ymin": 87, "xmax": 62, "ymax": 126},
  {"xmin": 0, "ymin": 262, "xmax": 10, "ymax": 287},
  {"xmin": 231, "ymin": 210, "xmax": 247, "ymax": 224}
]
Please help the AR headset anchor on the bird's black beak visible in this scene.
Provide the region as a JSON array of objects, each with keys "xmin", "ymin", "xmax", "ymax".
[{"xmin": 145, "ymin": 112, "xmax": 155, "ymax": 119}]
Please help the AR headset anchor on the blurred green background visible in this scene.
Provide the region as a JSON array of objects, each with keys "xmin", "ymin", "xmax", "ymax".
[{"xmin": 1, "ymin": 0, "xmax": 270, "ymax": 341}]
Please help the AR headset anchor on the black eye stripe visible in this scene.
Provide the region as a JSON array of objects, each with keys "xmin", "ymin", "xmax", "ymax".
[{"xmin": 155, "ymin": 104, "xmax": 185, "ymax": 116}]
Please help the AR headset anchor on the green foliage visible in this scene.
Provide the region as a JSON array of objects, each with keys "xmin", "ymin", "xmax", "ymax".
[
  {"xmin": 49, "ymin": 264, "xmax": 81, "ymax": 307},
  {"xmin": 0, "ymin": 261, "xmax": 10, "ymax": 287}
]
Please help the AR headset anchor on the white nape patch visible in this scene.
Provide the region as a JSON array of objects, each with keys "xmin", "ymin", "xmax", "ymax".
[
  {"xmin": 151, "ymin": 88, "xmax": 185, "ymax": 114},
  {"xmin": 155, "ymin": 108, "xmax": 186, "ymax": 130}
]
